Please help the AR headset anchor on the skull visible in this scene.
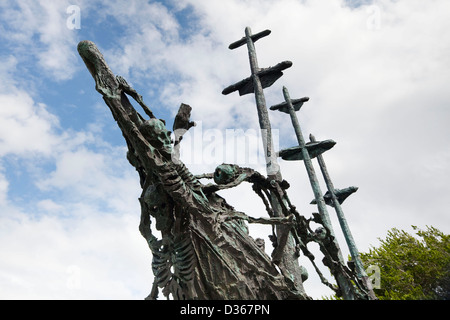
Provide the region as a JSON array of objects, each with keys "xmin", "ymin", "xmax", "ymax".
[
  {"xmin": 314, "ymin": 227, "xmax": 327, "ymax": 241},
  {"xmin": 143, "ymin": 183, "xmax": 174, "ymax": 232},
  {"xmin": 214, "ymin": 164, "xmax": 238, "ymax": 185},
  {"xmin": 255, "ymin": 238, "xmax": 265, "ymax": 251},
  {"xmin": 139, "ymin": 118, "xmax": 173, "ymax": 158}
]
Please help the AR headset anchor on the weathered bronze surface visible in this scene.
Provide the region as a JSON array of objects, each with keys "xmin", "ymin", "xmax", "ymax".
[
  {"xmin": 222, "ymin": 61, "xmax": 292, "ymax": 96},
  {"xmin": 78, "ymin": 40, "xmax": 307, "ymax": 300},
  {"xmin": 270, "ymin": 97, "xmax": 309, "ymax": 114},
  {"xmin": 77, "ymin": 26, "xmax": 376, "ymax": 300},
  {"xmin": 310, "ymin": 186, "xmax": 359, "ymax": 206},
  {"xmin": 278, "ymin": 140, "xmax": 336, "ymax": 161}
]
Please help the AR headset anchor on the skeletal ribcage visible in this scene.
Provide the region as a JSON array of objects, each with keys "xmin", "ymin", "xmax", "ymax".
[{"xmin": 151, "ymin": 233, "xmax": 196, "ymax": 299}]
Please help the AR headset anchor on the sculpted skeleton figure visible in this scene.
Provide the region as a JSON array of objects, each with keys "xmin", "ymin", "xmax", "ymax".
[
  {"xmin": 78, "ymin": 38, "xmax": 375, "ymax": 300},
  {"xmin": 78, "ymin": 41, "xmax": 306, "ymax": 299}
]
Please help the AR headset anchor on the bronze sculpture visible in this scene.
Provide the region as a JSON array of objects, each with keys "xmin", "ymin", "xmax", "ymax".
[{"xmin": 77, "ymin": 26, "xmax": 376, "ymax": 300}]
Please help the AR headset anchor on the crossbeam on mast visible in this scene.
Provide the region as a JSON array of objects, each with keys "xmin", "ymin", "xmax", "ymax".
[
  {"xmin": 223, "ymin": 27, "xmax": 291, "ymax": 178},
  {"xmin": 222, "ymin": 61, "xmax": 292, "ymax": 96},
  {"xmin": 223, "ymin": 27, "xmax": 307, "ymax": 297},
  {"xmin": 270, "ymin": 86, "xmax": 357, "ymax": 300},
  {"xmin": 278, "ymin": 139, "xmax": 336, "ymax": 161},
  {"xmin": 309, "ymin": 134, "xmax": 377, "ymax": 300},
  {"xmin": 229, "ymin": 29, "xmax": 271, "ymax": 50}
]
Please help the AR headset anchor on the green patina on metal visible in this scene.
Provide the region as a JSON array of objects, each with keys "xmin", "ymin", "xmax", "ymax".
[
  {"xmin": 77, "ymin": 26, "xmax": 376, "ymax": 300},
  {"xmin": 213, "ymin": 164, "xmax": 239, "ymax": 185},
  {"xmin": 78, "ymin": 39, "xmax": 307, "ymax": 300},
  {"xmin": 278, "ymin": 140, "xmax": 336, "ymax": 161}
]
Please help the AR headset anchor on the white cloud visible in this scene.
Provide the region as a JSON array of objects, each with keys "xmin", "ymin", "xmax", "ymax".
[
  {"xmin": 0, "ymin": 204, "xmax": 150, "ymax": 299},
  {"xmin": 0, "ymin": 168, "xmax": 9, "ymax": 206},
  {"xmin": 0, "ymin": 55, "xmax": 62, "ymax": 158},
  {"xmin": 96, "ymin": 0, "xmax": 252, "ymax": 129},
  {"xmin": 170, "ymin": 0, "xmax": 450, "ymax": 298},
  {"xmin": 0, "ymin": 0, "xmax": 81, "ymax": 81},
  {"xmin": 1, "ymin": 0, "xmax": 449, "ymax": 300},
  {"xmin": 73, "ymin": 0, "xmax": 450, "ymax": 298},
  {"xmin": 0, "ymin": 90, "xmax": 61, "ymax": 157},
  {"xmin": 0, "ymin": 87, "xmax": 148, "ymax": 299},
  {"xmin": 0, "ymin": 15, "xmax": 149, "ymax": 298},
  {"xmin": 36, "ymin": 199, "xmax": 64, "ymax": 213},
  {"xmin": 37, "ymin": 144, "xmax": 142, "ymax": 214},
  {"xmin": 0, "ymin": 112, "xmax": 148, "ymax": 300}
]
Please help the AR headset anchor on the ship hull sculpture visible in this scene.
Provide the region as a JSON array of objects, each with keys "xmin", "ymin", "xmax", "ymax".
[
  {"xmin": 78, "ymin": 40, "xmax": 305, "ymax": 300},
  {"xmin": 77, "ymin": 27, "xmax": 376, "ymax": 300}
]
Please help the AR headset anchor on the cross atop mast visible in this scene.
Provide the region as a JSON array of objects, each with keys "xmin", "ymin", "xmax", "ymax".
[
  {"xmin": 223, "ymin": 27, "xmax": 291, "ymax": 180},
  {"xmin": 223, "ymin": 27, "xmax": 377, "ymax": 300},
  {"xmin": 222, "ymin": 27, "xmax": 309, "ymax": 297}
]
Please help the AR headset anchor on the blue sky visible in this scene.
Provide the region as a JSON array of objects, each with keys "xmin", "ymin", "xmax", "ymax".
[{"xmin": 0, "ymin": 0, "xmax": 449, "ymax": 299}]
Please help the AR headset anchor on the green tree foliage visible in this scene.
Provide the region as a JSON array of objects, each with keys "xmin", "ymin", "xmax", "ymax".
[{"xmin": 360, "ymin": 226, "xmax": 450, "ymax": 300}]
